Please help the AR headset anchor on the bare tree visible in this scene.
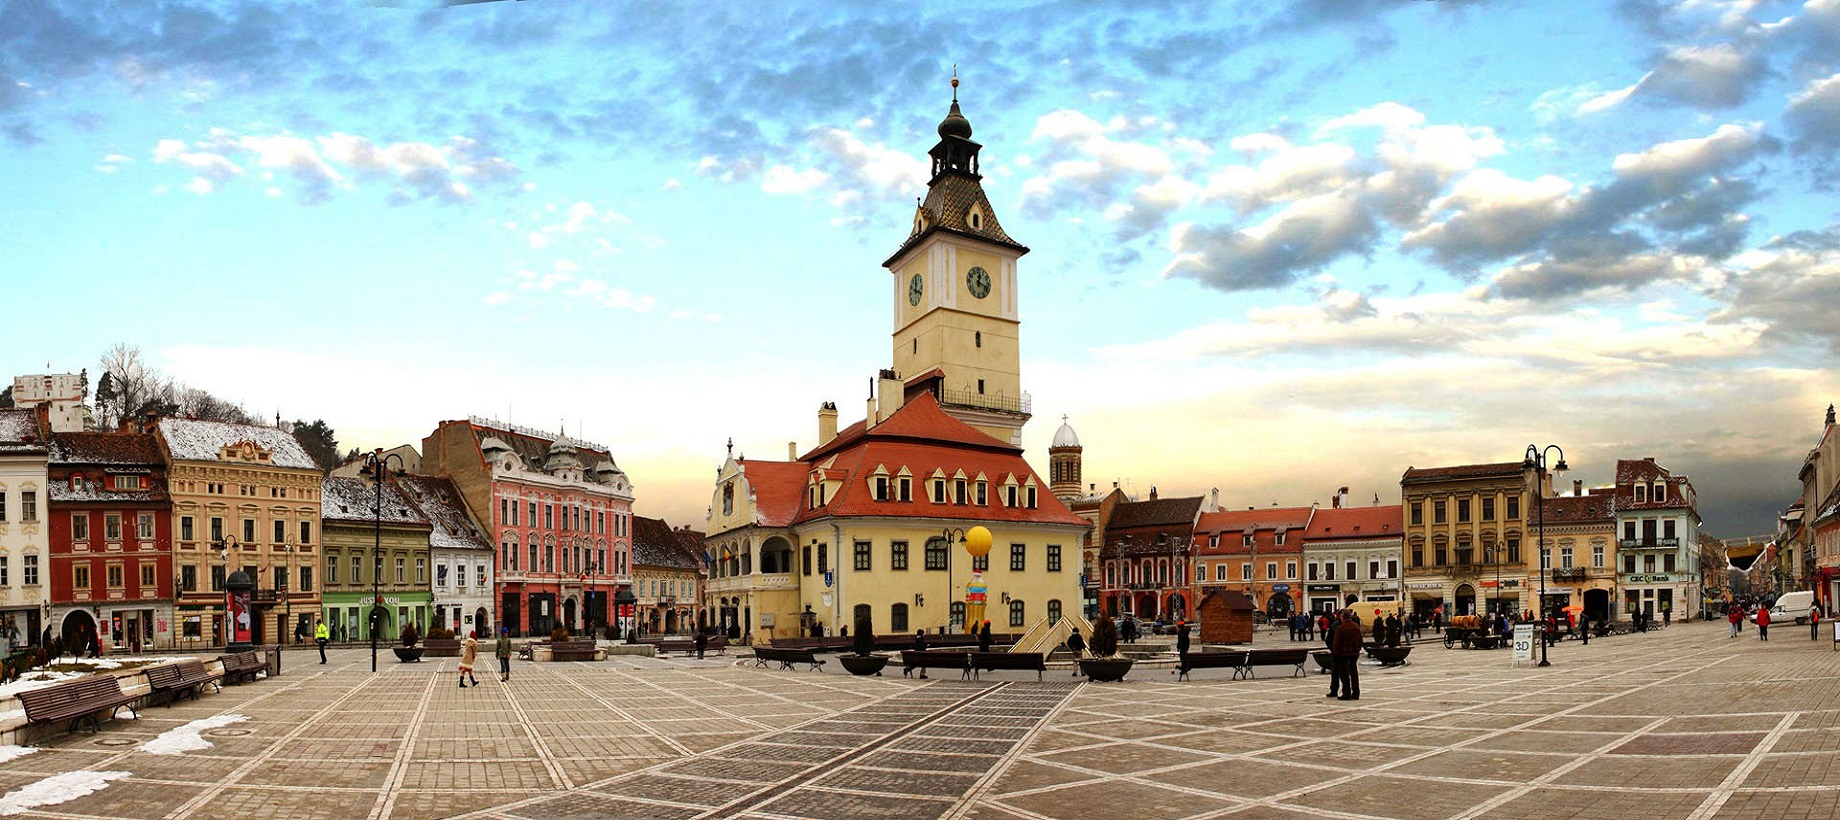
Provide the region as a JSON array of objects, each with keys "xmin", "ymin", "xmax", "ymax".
[{"xmin": 97, "ymin": 343, "xmax": 169, "ymax": 429}]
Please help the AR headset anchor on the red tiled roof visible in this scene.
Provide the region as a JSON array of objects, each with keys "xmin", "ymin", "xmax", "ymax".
[
  {"xmin": 48, "ymin": 432, "xmax": 162, "ymax": 465},
  {"xmin": 784, "ymin": 393, "xmax": 1082, "ymax": 527},
  {"xmin": 1401, "ymin": 462, "xmax": 1525, "ymax": 483},
  {"xmin": 1196, "ymin": 506, "xmax": 1315, "ymax": 535},
  {"xmin": 1300, "ymin": 505, "xmax": 1402, "ymax": 542},
  {"xmin": 1540, "ymin": 492, "xmax": 1615, "ymax": 524},
  {"xmin": 736, "ymin": 459, "xmax": 809, "ymax": 528}
]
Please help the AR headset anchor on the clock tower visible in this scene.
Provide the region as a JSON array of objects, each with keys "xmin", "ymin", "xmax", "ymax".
[{"xmin": 883, "ymin": 77, "xmax": 1031, "ymax": 446}]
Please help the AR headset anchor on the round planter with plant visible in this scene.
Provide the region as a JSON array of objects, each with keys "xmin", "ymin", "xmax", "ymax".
[
  {"xmin": 1076, "ymin": 613, "xmax": 1134, "ymax": 682},
  {"xmin": 394, "ymin": 622, "xmax": 425, "ymax": 662},
  {"xmin": 838, "ymin": 610, "xmax": 889, "ymax": 676}
]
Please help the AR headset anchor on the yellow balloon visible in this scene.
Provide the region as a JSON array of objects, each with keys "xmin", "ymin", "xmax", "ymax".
[{"xmin": 963, "ymin": 525, "xmax": 993, "ymax": 557}]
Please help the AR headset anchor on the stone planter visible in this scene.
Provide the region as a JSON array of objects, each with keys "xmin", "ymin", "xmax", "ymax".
[
  {"xmin": 393, "ymin": 646, "xmax": 425, "ymax": 663},
  {"xmin": 1076, "ymin": 657, "xmax": 1135, "ymax": 682},
  {"xmin": 422, "ymin": 639, "xmax": 462, "ymax": 658},
  {"xmin": 1311, "ymin": 651, "xmax": 1333, "ymax": 674},
  {"xmin": 838, "ymin": 654, "xmax": 890, "ymax": 677}
]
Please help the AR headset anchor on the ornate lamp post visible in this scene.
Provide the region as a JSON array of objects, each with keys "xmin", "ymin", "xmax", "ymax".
[
  {"xmin": 1523, "ymin": 444, "xmax": 1568, "ymax": 668},
  {"xmin": 941, "ymin": 526, "xmax": 993, "ymax": 633},
  {"xmin": 361, "ymin": 448, "xmax": 406, "ymax": 673}
]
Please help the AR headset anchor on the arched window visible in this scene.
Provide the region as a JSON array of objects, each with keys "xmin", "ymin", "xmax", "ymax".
[
  {"xmin": 504, "ymin": 533, "xmax": 519, "ymax": 571},
  {"xmin": 1046, "ymin": 599, "xmax": 1062, "ymax": 624},
  {"xmin": 1008, "ymin": 599, "xmax": 1026, "ymax": 627}
]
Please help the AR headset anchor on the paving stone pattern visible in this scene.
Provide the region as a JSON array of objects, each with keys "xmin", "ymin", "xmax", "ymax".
[{"xmin": 5, "ymin": 623, "xmax": 1840, "ymax": 819}]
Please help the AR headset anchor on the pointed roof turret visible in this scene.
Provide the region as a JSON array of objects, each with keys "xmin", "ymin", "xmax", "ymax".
[
  {"xmin": 1051, "ymin": 415, "xmax": 1080, "ymax": 449},
  {"xmin": 885, "ymin": 71, "xmax": 1028, "ymax": 266}
]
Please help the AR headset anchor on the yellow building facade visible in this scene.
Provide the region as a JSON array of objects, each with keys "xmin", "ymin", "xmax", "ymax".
[
  {"xmin": 156, "ymin": 419, "xmax": 323, "ymax": 648},
  {"xmin": 1400, "ymin": 461, "xmax": 1536, "ymax": 619}
]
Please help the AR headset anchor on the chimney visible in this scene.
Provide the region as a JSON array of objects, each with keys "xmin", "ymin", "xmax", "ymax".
[
  {"xmin": 867, "ymin": 378, "xmax": 878, "ymax": 429},
  {"xmin": 818, "ymin": 402, "xmax": 838, "ymax": 445},
  {"xmin": 1644, "ymin": 456, "xmax": 1655, "ymax": 462},
  {"xmin": 877, "ymin": 369, "xmax": 904, "ymax": 422},
  {"xmin": 1210, "ymin": 487, "xmax": 1220, "ymax": 512},
  {"xmin": 788, "ymin": 441, "xmax": 797, "ymax": 460},
  {"xmin": 1573, "ymin": 479, "xmax": 1583, "ymax": 496},
  {"xmin": 1827, "ymin": 403, "xmax": 1835, "ymax": 426},
  {"xmin": 1148, "ymin": 486, "xmax": 1158, "ymax": 501},
  {"xmin": 1337, "ymin": 486, "xmax": 1350, "ymax": 509}
]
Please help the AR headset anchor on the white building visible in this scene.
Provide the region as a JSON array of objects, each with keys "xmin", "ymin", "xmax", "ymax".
[
  {"xmin": 398, "ymin": 475, "xmax": 496, "ymax": 637},
  {"xmin": 0, "ymin": 408, "xmax": 48, "ymax": 653},
  {"xmin": 1614, "ymin": 457, "xmax": 1702, "ymax": 620},
  {"xmin": 11, "ymin": 373, "xmax": 94, "ymax": 433},
  {"xmin": 1299, "ymin": 500, "xmax": 1405, "ymax": 616}
]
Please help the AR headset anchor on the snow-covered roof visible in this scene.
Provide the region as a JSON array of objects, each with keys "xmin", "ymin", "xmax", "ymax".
[
  {"xmin": 396, "ymin": 475, "xmax": 492, "ymax": 552},
  {"xmin": 157, "ymin": 418, "xmax": 317, "ymax": 470},
  {"xmin": 0, "ymin": 409, "xmax": 45, "ymax": 454},
  {"xmin": 319, "ymin": 476, "xmax": 428, "ymax": 525}
]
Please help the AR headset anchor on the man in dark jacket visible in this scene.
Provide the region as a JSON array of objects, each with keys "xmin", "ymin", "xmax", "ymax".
[
  {"xmin": 1175, "ymin": 621, "xmax": 1191, "ymax": 656},
  {"xmin": 977, "ymin": 621, "xmax": 993, "ymax": 652},
  {"xmin": 1330, "ymin": 610, "xmax": 1363, "ymax": 701}
]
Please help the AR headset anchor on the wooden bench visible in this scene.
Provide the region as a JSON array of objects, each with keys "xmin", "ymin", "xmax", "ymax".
[
  {"xmin": 218, "ymin": 651, "xmax": 265, "ymax": 684},
  {"xmin": 145, "ymin": 659, "xmax": 223, "ymax": 705},
  {"xmin": 550, "ymin": 640, "xmax": 599, "ymax": 661},
  {"xmin": 1234, "ymin": 648, "xmax": 1309, "ymax": 679},
  {"xmin": 18, "ymin": 675, "xmax": 141, "ymax": 735},
  {"xmin": 900, "ymin": 649, "xmax": 971, "ymax": 679},
  {"xmin": 752, "ymin": 646, "xmax": 826, "ymax": 671},
  {"xmin": 970, "ymin": 651, "xmax": 1046, "ymax": 681},
  {"xmin": 1173, "ymin": 650, "xmax": 1248, "ymax": 681},
  {"xmin": 658, "ymin": 638, "xmax": 728, "ymax": 656}
]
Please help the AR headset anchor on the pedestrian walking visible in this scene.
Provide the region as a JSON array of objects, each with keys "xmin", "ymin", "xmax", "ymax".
[
  {"xmin": 915, "ymin": 629, "xmax": 931, "ymax": 651},
  {"xmin": 1433, "ymin": 607, "xmax": 1444, "ymax": 634},
  {"xmin": 1662, "ymin": 604, "xmax": 1671, "ymax": 627},
  {"xmin": 1065, "ymin": 627, "xmax": 1085, "ymax": 677},
  {"xmin": 694, "ymin": 629, "xmax": 708, "ymax": 659},
  {"xmin": 1579, "ymin": 613, "xmax": 1589, "ymax": 645},
  {"xmin": 495, "ymin": 628, "xmax": 512, "ymax": 682},
  {"xmin": 978, "ymin": 620, "xmax": 993, "ymax": 652},
  {"xmin": 1329, "ymin": 610, "xmax": 1362, "ymax": 701},
  {"xmin": 458, "ymin": 630, "xmax": 480, "ymax": 687},
  {"xmin": 1755, "ymin": 606, "xmax": 1770, "ymax": 641},
  {"xmin": 1728, "ymin": 605, "xmax": 1741, "ymax": 637},
  {"xmin": 1175, "ymin": 621, "xmax": 1191, "ymax": 657},
  {"xmin": 1811, "ymin": 605, "xmax": 1823, "ymax": 642},
  {"xmin": 315, "ymin": 618, "xmax": 329, "ymax": 664}
]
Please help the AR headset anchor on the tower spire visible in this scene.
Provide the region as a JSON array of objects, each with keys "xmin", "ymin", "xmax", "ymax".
[{"xmin": 951, "ymin": 64, "xmax": 959, "ymax": 103}]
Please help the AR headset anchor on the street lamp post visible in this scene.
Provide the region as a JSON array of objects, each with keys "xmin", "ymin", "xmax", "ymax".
[
  {"xmin": 362, "ymin": 448, "xmax": 406, "ymax": 673},
  {"xmin": 1523, "ymin": 444, "xmax": 1569, "ymax": 668},
  {"xmin": 941, "ymin": 526, "xmax": 993, "ymax": 634}
]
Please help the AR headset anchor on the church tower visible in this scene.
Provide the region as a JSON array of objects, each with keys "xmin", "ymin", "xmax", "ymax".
[
  {"xmin": 1049, "ymin": 416, "xmax": 1082, "ymax": 503},
  {"xmin": 883, "ymin": 75, "xmax": 1031, "ymax": 446}
]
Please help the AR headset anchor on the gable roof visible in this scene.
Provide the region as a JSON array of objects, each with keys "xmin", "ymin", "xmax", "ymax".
[
  {"xmin": 733, "ymin": 459, "xmax": 810, "ymax": 528},
  {"xmin": 1300, "ymin": 505, "xmax": 1402, "ymax": 542},
  {"xmin": 320, "ymin": 476, "xmax": 429, "ymax": 526},
  {"xmin": 632, "ymin": 515, "xmax": 700, "ymax": 570},
  {"xmin": 396, "ymin": 475, "xmax": 491, "ymax": 551},
  {"xmin": 48, "ymin": 432, "xmax": 162, "ymax": 466},
  {"xmin": 1110, "ymin": 496, "xmax": 1205, "ymax": 530},
  {"xmin": 0, "ymin": 408, "xmax": 46, "ymax": 454},
  {"xmin": 1196, "ymin": 505, "xmax": 1316, "ymax": 535},
  {"xmin": 1541, "ymin": 490, "xmax": 1615, "ymax": 525},
  {"xmin": 158, "ymin": 418, "xmax": 317, "ymax": 470},
  {"xmin": 772, "ymin": 392, "xmax": 1082, "ymax": 527},
  {"xmin": 1401, "ymin": 462, "xmax": 1525, "ymax": 484}
]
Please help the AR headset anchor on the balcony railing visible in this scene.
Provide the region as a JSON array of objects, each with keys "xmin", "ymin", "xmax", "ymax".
[
  {"xmin": 1619, "ymin": 538, "xmax": 1680, "ymax": 549},
  {"xmin": 1551, "ymin": 567, "xmax": 1588, "ymax": 582},
  {"xmin": 936, "ymin": 387, "xmax": 1031, "ymax": 416}
]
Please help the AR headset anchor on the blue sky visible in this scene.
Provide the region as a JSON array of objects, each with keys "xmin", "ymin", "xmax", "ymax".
[{"xmin": 5, "ymin": 0, "xmax": 1838, "ymax": 535}]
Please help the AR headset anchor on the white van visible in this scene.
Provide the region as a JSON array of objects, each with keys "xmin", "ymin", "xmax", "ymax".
[{"xmin": 1768, "ymin": 591, "xmax": 1817, "ymax": 625}]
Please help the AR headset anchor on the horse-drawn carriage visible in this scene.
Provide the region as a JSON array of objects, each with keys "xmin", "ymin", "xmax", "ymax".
[{"xmin": 1442, "ymin": 615, "xmax": 1503, "ymax": 649}]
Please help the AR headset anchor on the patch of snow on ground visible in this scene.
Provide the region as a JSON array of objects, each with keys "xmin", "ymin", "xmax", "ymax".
[
  {"xmin": 140, "ymin": 714, "xmax": 247, "ymax": 755},
  {"xmin": 0, "ymin": 670, "xmax": 86, "ymax": 699},
  {"xmin": 0, "ymin": 771, "xmax": 129, "ymax": 815},
  {"xmin": 0, "ymin": 745, "xmax": 36, "ymax": 764}
]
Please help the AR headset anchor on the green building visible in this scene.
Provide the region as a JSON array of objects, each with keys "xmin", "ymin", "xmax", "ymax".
[{"xmin": 320, "ymin": 476, "xmax": 433, "ymax": 641}]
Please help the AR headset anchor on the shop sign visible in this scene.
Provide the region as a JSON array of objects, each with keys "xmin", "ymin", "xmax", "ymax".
[
  {"xmin": 1271, "ymin": 584, "xmax": 1291, "ymax": 592},
  {"xmin": 1625, "ymin": 574, "xmax": 1672, "ymax": 583},
  {"xmin": 1306, "ymin": 584, "xmax": 1340, "ymax": 592},
  {"xmin": 1406, "ymin": 583, "xmax": 1442, "ymax": 590}
]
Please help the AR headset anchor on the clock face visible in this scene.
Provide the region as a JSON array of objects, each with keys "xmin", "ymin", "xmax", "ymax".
[
  {"xmin": 966, "ymin": 266, "xmax": 992, "ymax": 299},
  {"xmin": 908, "ymin": 273, "xmax": 924, "ymax": 306}
]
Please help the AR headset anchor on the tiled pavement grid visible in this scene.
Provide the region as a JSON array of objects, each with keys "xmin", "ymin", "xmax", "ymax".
[{"xmin": 3, "ymin": 621, "xmax": 1837, "ymax": 819}]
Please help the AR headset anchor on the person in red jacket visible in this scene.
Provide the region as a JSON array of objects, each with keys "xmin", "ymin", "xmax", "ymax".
[
  {"xmin": 1811, "ymin": 605, "xmax": 1823, "ymax": 642},
  {"xmin": 1728, "ymin": 605, "xmax": 1742, "ymax": 638},
  {"xmin": 1755, "ymin": 605, "xmax": 1771, "ymax": 641}
]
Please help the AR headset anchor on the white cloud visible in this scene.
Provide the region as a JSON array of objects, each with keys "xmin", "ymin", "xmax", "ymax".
[
  {"xmin": 760, "ymin": 164, "xmax": 828, "ymax": 195},
  {"xmin": 146, "ymin": 129, "xmax": 521, "ymax": 205},
  {"xmin": 1316, "ymin": 101, "xmax": 1425, "ymax": 134}
]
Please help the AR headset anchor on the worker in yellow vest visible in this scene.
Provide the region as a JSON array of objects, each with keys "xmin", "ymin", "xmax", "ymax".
[{"xmin": 314, "ymin": 618, "xmax": 330, "ymax": 664}]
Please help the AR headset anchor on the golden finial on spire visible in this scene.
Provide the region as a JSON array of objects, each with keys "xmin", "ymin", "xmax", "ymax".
[{"xmin": 951, "ymin": 64, "xmax": 959, "ymax": 101}]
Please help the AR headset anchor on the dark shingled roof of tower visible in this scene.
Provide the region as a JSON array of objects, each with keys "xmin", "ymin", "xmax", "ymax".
[{"xmin": 885, "ymin": 173, "xmax": 1027, "ymax": 264}]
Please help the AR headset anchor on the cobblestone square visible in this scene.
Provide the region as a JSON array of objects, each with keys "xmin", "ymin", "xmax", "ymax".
[{"xmin": 5, "ymin": 622, "xmax": 1840, "ymax": 819}]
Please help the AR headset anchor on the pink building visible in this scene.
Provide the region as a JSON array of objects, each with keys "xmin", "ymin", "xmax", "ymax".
[{"xmin": 422, "ymin": 418, "xmax": 634, "ymax": 638}]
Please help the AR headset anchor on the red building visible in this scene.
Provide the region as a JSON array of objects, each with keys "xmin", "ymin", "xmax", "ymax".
[
  {"xmin": 1098, "ymin": 490, "xmax": 1203, "ymax": 622},
  {"xmin": 422, "ymin": 418, "xmax": 634, "ymax": 637},
  {"xmin": 46, "ymin": 431, "xmax": 172, "ymax": 652},
  {"xmin": 1193, "ymin": 506, "xmax": 1315, "ymax": 619}
]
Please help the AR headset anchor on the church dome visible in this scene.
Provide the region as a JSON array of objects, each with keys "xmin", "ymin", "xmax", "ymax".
[
  {"xmin": 937, "ymin": 100, "xmax": 972, "ymax": 140},
  {"xmin": 1051, "ymin": 418, "xmax": 1080, "ymax": 449}
]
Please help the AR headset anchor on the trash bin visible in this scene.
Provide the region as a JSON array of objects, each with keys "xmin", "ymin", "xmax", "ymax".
[{"xmin": 264, "ymin": 644, "xmax": 282, "ymax": 678}]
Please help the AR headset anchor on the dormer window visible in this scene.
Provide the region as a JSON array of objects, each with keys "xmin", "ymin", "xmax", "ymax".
[
  {"xmin": 898, "ymin": 476, "xmax": 912, "ymax": 502},
  {"xmin": 975, "ymin": 481, "xmax": 987, "ymax": 505},
  {"xmin": 71, "ymin": 475, "xmax": 86, "ymax": 493},
  {"xmin": 1005, "ymin": 486, "xmax": 1018, "ymax": 507},
  {"xmin": 874, "ymin": 476, "xmax": 890, "ymax": 502},
  {"xmin": 1243, "ymin": 534, "xmax": 1254, "ymax": 547},
  {"xmin": 1635, "ymin": 485, "xmax": 1647, "ymax": 503},
  {"xmin": 954, "ymin": 479, "xmax": 967, "ymax": 505},
  {"xmin": 932, "ymin": 478, "xmax": 946, "ymax": 503},
  {"xmin": 1027, "ymin": 485, "xmax": 1037, "ymax": 508},
  {"xmin": 1652, "ymin": 481, "xmax": 1665, "ymax": 501}
]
